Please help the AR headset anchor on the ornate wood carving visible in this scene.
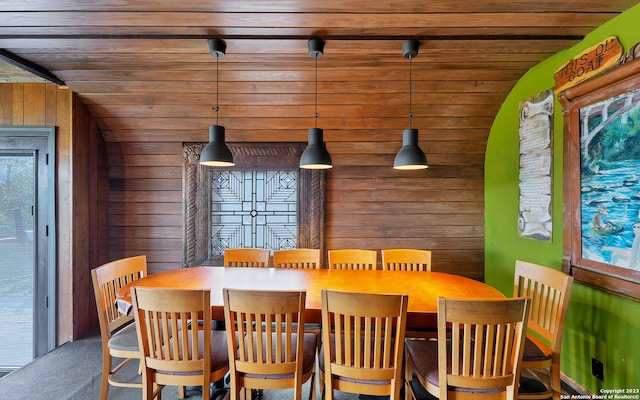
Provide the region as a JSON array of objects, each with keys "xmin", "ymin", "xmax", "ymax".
[{"xmin": 182, "ymin": 142, "xmax": 326, "ymax": 268}]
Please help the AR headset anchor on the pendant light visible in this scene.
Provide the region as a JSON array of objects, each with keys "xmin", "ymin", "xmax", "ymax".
[
  {"xmin": 300, "ymin": 38, "xmax": 333, "ymax": 169},
  {"xmin": 200, "ymin": 38, "xmax": 235, "ymax": 167},
  {"xmin": 394, "ymin": 39, "xmax": 428, "ymax": 170}
]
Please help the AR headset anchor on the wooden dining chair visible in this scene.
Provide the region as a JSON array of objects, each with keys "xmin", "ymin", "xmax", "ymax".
[
  {"xmin": 381, "ymin": 248, "xmax": 432, "ymax": 271},
  {"xmin": 223, "ymin": 288, "xmax": 317, "ymax": 400},
  {"xmin": 91, "ymin": 255, "xmax": 150, "ymax": 400},
  {"xmin": 327, "ymin": 249, "xmax": 377, "ymax": 270},
  {"xmin": 514, "ymin": 260, "xmax": 573, "ymax": 400},
  {"xmin": 272, "ymin": 248, "xmax": 323, "ymax": 351},
  {"xmin": 404, "ymin": 297, "xmax": 531, "ymax": 400},
  {"xmin": 273, "ymin": 248, "xmax": 322, "ymax": 269},
  {"xmin": 320, "ymin": 289, "xmax": 408, "ymax": 400},
  {"xmin": 130, "ymin": 287, "xmax": 229, "ymax": 400},
  {"xmin": 223, "ymin": 248, "xmax": 271, "ymax": 268}
]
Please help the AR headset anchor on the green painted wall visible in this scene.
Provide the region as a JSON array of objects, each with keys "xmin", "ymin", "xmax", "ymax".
[{"xmin": 485, "ymin": 4, "xmax": 640, "ymax": 392}]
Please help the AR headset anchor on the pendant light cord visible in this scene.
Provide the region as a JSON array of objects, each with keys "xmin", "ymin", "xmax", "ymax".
[
  {"xmin": 214, "ymin": 55, "xmax": 220, "ymax": 125},
  {"xmin": 314, "ymin": 55, "xmax": 319, "ymax": 128},
  {"xmin": 409, "ymin": 54, "xmax": 413, "ymax": 129}
]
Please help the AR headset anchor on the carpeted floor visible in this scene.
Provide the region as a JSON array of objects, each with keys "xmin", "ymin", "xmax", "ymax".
[
  {"xmin": 0, "ymin": 333, "xmax": 581, "ymax": 400},
  {"xmin": 0, "ymin": 334, "xmax": 359, "ymax": 400}
]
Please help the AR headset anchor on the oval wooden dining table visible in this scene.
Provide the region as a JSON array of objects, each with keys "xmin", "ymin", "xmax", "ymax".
[{"xmin": 117, "ymin": 266, "xmax": 504, "ymax": 329}]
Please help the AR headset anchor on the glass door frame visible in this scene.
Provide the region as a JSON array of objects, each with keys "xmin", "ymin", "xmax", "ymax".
[{"xmin": 0, "ymin": 126, "xmax": 56, "ymax": 356}]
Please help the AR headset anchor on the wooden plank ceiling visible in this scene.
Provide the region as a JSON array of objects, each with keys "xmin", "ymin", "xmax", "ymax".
[{"xmin": 0, "ymin": 0, "xmax": 638, "ymax": 157}]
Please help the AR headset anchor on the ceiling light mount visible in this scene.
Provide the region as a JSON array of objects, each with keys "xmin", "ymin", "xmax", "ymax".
[
  {"xmin": 208, "ymin": 38, "xmax": 226, "ymax": 58},
  {"xmin": 308, "ymin": 38, "xmax": 325, "ymax": 59},
  {"xmin": 402, "ymin": 39, "xmax": 420, "ymax": 59},
  {"xmin": 200, "ymin": 38, "xmax": 234, "ymax": 167}
]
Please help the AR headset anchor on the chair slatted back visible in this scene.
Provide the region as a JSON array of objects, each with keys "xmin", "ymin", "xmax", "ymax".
[
  {"xmin": 327, "ymin": 249, "xmax": 377, "ymax": 270},
  {"xmin": 273, "ymin": 248, "xmax": 322, "ymax": 269},
  {"xmin": 224, "ymin": 248, "xmax": 271, "ymax": 268},
  {"xmin": 321, "ymin": 289, "xmax": 408, "ymax": 398},
  {"xmin": 92, "ymin": 255, "xmax": 147, "ymax": 335},
  {"xmin": 223, "ymin": 289, "xmax": 313, "ymax": 400},
  {"xmin": 381, "ymin": 248, "xmax": 431, "ymax": 271},
  {"xmin": 131, "ymin": 287, "xmax": 212, "ymax": 374},
  {"xmin": 437, "ymin": 297, "xmax": 530, "ymax": 399},
  {"xmin": 514, "ymin": 260, "xmax": 573, "ymax": 351}
]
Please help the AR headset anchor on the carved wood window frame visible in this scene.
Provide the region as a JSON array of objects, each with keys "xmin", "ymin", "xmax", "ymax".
[
  {"xmin": 559, "ymin": 58, "xmax": 640, "ymax": 301},
  {"xmin": 182, "ymin": 142, "xmax": 326, "ymax": 268}
]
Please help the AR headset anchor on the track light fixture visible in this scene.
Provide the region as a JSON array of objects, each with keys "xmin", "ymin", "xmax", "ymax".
[
  {"xmin": 300, "ymin": 38, "xmax": 333, "ymax": 170},
  {"xmin": 394, "ymin": 39, "xmax": 428, "ymax": 170},
  {"xmin": 200, "ymin": 38, "xmax": 235, "ymax": 167}
]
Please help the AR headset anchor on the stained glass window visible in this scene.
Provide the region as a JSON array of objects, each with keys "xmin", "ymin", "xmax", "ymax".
[
  {"xmin": 210, "ymin": 170, "xmax": 297, "ymax": 255},
  {"xmin": 182, "ymin": 142, "xmax": 325, "ymax": 268}
]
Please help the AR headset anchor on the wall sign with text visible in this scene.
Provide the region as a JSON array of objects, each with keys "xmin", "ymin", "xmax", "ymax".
[{"xmin": 554, "ymin": 36, "xmax": 622, "ymax": 93}]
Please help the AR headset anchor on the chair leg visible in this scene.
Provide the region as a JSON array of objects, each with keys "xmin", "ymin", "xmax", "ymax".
[
  {"xmin": 308, "ymin": 371, "xmax": 317, "ymax": 400},
  {"xmin": 550, "ymin": 356, "xmax": 562, "ymax": 400},
  {"xmin": 178, "ymin": 385, "xmax": 185, "ymax": 398},
  {"xmin": 142, "ymin": 374, "xmax": 154, "ymax": 400},
  {"xmin": 318, "ymin": 369, "xmax": 325, "ymax": 400},
  {"xmin": 99, "ymin": 353, "xmax": 111, "ymax": 400},
  {"xmin": 323, "ymin": 374, "xmax": 333, "ymax": 400},
  {"xmin": 228, "ymin": 380, "xmax": 241, "ymax": 400},
  {"xmin": 404, "ymin": 349, "xmax": 417, "ymax": 400}
]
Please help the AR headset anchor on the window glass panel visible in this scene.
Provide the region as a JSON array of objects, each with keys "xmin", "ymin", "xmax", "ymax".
[{"xmin": 211, "ymin": 170, "xmax": 297, "ymax": 255}]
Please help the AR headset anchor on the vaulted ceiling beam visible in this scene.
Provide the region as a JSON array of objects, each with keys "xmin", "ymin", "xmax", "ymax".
[{"xmin": 0, "ymin": 49, "xmax": 65, "ymax": 85}]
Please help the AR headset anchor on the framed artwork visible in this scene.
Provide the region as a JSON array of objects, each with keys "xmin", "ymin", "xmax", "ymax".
[{"xmin": 559, "ymin": 57, "xmax": 640, "ymax": 301}]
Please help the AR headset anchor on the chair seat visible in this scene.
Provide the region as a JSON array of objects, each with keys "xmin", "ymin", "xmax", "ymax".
[
  {"xmin": 518, "ymin": 375, "xmax": 553, "ymax": 396},
  {"xmin": 405, "ymin": 339, "xmax": 504, "ymax": 394},
  {"xmin": 162, "ymin": 329, "xmax": 229, "ymax": 375},
  {"xmin": 241, "ymin": 332, "xmax": 317, "ymax": 379},
  {"xmin": 107, "ymin": 322, "xmax": 139, "ymax": 352},
  {"xmin": 522, "ymin": 335, "xmax": 552, "ymax": 362}
]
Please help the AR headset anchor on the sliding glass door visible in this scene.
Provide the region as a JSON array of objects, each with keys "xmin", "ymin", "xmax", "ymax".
[
  {"xmin": 0, "ymin": 152, "xmax": 35, "ymax": 369},
  {"xmin": 0, "ymin": 128, "xmax": 55, "ymax": 375}
]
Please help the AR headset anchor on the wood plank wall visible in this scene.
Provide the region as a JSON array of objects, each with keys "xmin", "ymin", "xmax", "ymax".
[
  {"xmin": 0, "ymin": 83, "xmax": 108, "ymax": 341},
  {"xmin": 2, "ymin": 82, "xmax": 485, "ymax": 340},
  {"xmin": 107, "ymin": 141, "xmax": 185, "ymax": 272},
  {"xmin": 107, "ymin": 138, "xmax": 485, "ymax": 280},
  {"xmin": 71, "ymin": 96, "xmax": 110, "ymax": 338},
  {"xmin": 326, "ymin": 145, "xmax": 485, "ymax": 280}
]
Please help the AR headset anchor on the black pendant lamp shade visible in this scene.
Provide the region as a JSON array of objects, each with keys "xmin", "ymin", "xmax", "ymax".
[
  {"xmin": 300, "ymin": 128, "xmax": 332, "ymax": 169},
  {"xmin": 200, "ymin": 38, "xmax": 235, "ymax": 167},
  {"xmin": 394, "ymin": 128, "xmax": 428, "ymax": 170},
  {"xmin": 394, "ymin": 39, "xmax": 428, "ymax": 170},
  {"xmin": 300, "ymin": 38, "xmax": 333, "ymax": 169},
  {"xmin": 200, "ymin": 125, "xmax": 234, "ymax": 167}
]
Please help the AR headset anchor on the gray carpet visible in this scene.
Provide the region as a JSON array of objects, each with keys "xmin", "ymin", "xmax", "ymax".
[
  {"xmin": 0, "ymin": 334, "xmax": 361, "ymax": 400},
  {"xmin": 0, "ymin": 334, "xmax": 578, "ymax": 400}
]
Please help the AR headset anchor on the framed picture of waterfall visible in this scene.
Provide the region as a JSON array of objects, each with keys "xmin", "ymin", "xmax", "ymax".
[{"xmin": 559, "ymin": 55, "xmax": 640, "ymax": 301}]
